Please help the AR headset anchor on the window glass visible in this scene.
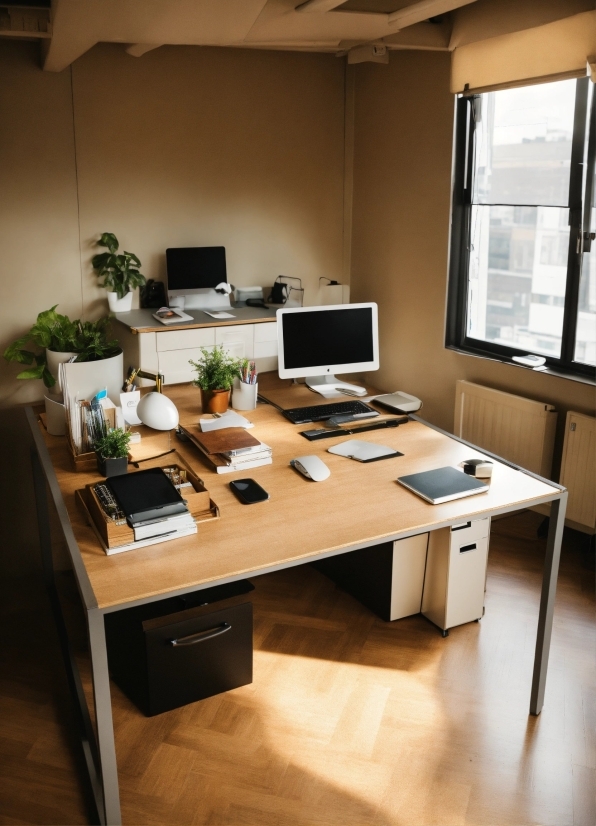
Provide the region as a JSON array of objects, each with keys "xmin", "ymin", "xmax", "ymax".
[
  {"xmin": 473, "ymin": 80, "xmax": 576, "ymax": 207},
  {"xmin": 467, "ymin": 205, "xmax": 569, "ymax": 357}
]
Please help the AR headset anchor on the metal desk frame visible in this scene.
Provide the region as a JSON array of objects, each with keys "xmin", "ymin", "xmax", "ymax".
[{"xmin": 27, "ymin": 407, "xmax": 567, "ymax": 825}]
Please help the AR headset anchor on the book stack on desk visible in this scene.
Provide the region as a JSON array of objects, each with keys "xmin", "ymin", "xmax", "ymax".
[
  {"xmin": 75, "ymin": 459, "xmax": 220, "ymax": 555},
  {"xmin": 179, "ymin": 425, "xmax": 272, "ymax": 474}
]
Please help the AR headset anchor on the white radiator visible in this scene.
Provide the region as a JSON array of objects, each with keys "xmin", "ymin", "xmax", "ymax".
[
  {"xmin": 454, "ymin": 381, "xmax": 557, "ymax": 478},
  {"xmin": 559, "ymin": 411, "xmax": 596, "ymax": 532}
]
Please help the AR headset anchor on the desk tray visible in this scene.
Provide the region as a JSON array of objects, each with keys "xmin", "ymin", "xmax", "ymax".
[{"xmin": 76, "ymin": 458, "xmax": 219, "ymax": 553}]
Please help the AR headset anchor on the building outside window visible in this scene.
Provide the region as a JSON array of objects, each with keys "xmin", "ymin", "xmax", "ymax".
[{"xmin": 446, "ymin": 77, "xmax": 596, "ymax": 377}]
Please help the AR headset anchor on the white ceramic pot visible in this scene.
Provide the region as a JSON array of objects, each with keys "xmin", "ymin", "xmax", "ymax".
[
  {"xmin": 45, "ymin": 349, "xmax": 77, "ymax": 395},
  {"xmin": 44, "ymin": 394, "xmax": 66, "ymax": 436},
  {"xmin": 107, "ymin": 291, "xmax": 133, "ymax": 312},
  {"xmin": 60, "ymin": 350, "xmax": 124, "ymax": 405}
]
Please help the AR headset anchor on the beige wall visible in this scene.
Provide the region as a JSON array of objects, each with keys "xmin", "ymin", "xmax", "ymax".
[
  {"xmin": 351, "ymin": 51, "xmax": 595, "ymax": 476},
  {"xmin": 0, "ymin": 41, "xmax": 82, "ymax": 407},
  {"xmin": 0, "ymin": 41, "xmax": 346, "ymax": 406}
]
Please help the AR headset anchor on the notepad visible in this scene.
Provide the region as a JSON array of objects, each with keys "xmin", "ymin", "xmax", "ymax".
[
  {"xmin": 397, "ymin": 466, "xmax": 489, "ymax": 504},
  {"xmin": 328, "ymin": 440, "xmax": 402, "ymax": 463}
]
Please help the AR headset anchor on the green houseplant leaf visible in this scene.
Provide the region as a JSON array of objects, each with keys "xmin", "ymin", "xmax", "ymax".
[
  {"xmin": 92, "ymin": 234, "xmax": 146, "ymax": 299},
  {"xmin": 94, "ymin": 427, "xmax": 131, "ymax": 459},
  {"xmin": 190, "ymin": 346, "xmax": 243, "ymax": 391},
  {"xmin": 4, "ymin": 307, "xmax": 121, "ymax": 387}
]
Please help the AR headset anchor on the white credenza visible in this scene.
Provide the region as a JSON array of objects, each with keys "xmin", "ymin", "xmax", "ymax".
[{"xmin": 114, "ymin": 309, "xmax": 278, "ymax": 385}]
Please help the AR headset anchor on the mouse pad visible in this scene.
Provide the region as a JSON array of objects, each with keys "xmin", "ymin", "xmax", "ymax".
[{"xmin": 328, "ymin": 440, "xmax": 403, "ymax": 463}]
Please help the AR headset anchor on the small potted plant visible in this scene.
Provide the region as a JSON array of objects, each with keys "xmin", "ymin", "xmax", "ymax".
[
  {"xmin": 94, "ymin": 428, "xmax": 131, "ymax": 477},
  {"xmin": 92, "ymin": 232, "xmax": 146, "ymax": 312},
  {"xmin": 190, "ymin": 346, "xmax": 243, "ymax": 414}
]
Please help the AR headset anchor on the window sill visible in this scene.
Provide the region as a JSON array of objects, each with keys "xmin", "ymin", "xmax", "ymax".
[{"xmin": 446, "ymin": 345, "xmax": 596, "ymax": 387}]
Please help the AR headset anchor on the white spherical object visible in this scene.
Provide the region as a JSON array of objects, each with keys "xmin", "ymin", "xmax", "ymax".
[{"xmin": 136, "ymin": 392, "xmax": 179, "ymax": 430}]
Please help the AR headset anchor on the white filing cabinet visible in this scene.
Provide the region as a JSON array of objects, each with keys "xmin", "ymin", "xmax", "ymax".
[
  {"xmin": 115, "ymin": 314, "xmax": 278, "ymax": 386},
  {"xmin": 421, "ymin": 517, "xmax": 490, "ymax": 635}
]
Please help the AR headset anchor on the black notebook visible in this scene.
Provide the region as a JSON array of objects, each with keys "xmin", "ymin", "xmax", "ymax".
[
  {"xmin": 107, "ymin": 468, "xmax": 188, "ymax": 527},
  {"xmin": 397, "ymin": 466, "xmax": 489, "ymax": 504}
]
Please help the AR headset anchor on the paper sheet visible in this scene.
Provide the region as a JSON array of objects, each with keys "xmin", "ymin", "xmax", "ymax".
[
  {"xmin": 199, "ymin": 410, "xmax": 254, "ymax": 431},
  {"xmin": 203, "ymin": 311, "xmax": 235, "ymax": 319}
]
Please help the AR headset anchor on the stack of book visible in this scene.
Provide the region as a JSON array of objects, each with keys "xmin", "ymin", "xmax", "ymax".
[
  {"xmin": 76, "ymin": 461, "xmax": 220, "ymax": 555},
  {"xmin": 179, "ymin": 425, "xmax": 272, "ymax": 474}
]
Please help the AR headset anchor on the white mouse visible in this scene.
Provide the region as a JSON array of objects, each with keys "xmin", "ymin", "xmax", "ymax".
[{"xmin": 290, "ymin": 455, "xmax": 330, "ymax": 482}]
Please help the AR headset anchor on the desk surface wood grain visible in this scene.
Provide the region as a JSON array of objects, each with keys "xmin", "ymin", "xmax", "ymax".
[{"xmin": 39, "ymin": 377, "xmax": 560, "ymax": 610}]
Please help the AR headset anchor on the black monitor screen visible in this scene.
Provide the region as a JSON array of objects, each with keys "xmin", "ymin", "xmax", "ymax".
[
  {"xmin": 166, "ymin": 247, "xmax": 227, "ymax": 291},
  {"xmin": 281, "ymin": 307, "xmax": 374, "ymax": 369}
]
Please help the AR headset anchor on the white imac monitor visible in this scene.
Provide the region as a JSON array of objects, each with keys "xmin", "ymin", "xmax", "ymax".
[
  {"xmin": 277, "ymin": 303, "xmax": 379, "ymax": 397},
  {"xmin": 166, "ymin": 246, "xmax": 230, "ymax": 309}
]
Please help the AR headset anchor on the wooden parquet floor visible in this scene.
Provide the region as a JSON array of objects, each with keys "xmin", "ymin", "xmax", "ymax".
[{"xmin": 0, "ymin": 512, "xmax": 594, "ymax": 825}]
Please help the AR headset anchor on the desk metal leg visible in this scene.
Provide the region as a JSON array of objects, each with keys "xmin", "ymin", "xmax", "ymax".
[
  {"xmin": 88, "ymin": 610, "xmax": 122, "ymax": 825},
  {"xmin": 31, "ymin": 446, "xmax": 122, "ymax": 824},
  {"xmin": 530, "ymin": 492, "xmax": 567, "ymax": 715}
]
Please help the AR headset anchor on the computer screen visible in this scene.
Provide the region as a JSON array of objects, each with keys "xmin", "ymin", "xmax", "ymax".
[
  {"xmin": 166, "ymin": 247, "xmax": 227, "ymax": 294},
  {"xmin": 277, "ymin": 303, "xmax": 379, "ymax": 395}
]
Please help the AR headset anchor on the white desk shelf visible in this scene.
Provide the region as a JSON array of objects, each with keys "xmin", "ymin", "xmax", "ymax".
[{"xmin": 114, "ymin": 308, "xmax": 278, "ymax": 385}]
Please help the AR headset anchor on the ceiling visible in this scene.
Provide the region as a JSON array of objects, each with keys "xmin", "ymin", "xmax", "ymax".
[
  {"xmin": 0, "ymin": 0, "xmax": 591, "ymax": 72},
  {"xmin": 0, "ymin": 0, "xmax": 471, "ymax": 69}
]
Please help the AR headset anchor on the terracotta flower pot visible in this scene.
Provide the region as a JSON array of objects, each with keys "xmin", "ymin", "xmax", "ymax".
[{"xmin": 200, "ymin": 388, "xmax": 230, "ymax": 414}]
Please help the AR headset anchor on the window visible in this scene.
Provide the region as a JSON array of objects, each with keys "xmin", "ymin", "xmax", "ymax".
[{"xmin": 446, "ymin": 78, "xmax": 596, "ymax": 378}]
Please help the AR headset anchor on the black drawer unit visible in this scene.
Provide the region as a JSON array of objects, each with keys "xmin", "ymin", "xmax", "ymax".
[{"xmin": 105, "ymin": 580, "xmax": 254, "ymax": 716}]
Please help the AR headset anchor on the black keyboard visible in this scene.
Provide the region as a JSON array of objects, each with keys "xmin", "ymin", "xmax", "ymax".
[{"xmin": 282, "ymin": 400, "xmax": 377, "ymax": 424}]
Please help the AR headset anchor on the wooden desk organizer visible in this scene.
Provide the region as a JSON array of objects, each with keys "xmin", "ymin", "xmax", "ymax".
[{"xmin": 76, "ymin": 458, "xmax": 219, "ymax": 552}]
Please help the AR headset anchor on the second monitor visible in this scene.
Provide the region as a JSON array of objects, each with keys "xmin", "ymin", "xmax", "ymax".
[{"xmin": 277, "ymin": 303, "xmax": 379, "ymax": 397}]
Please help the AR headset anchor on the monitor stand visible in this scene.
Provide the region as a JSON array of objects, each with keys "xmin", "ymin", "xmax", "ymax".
[
  {"xmin": 305, "ymin": 375, "xmax": 367, "ymax": 398},
  {"xmin": 169, "ymin": 290, "xmax": 232, "ymax": 311}
]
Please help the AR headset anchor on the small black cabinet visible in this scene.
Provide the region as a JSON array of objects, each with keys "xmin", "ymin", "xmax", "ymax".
[{"xmin": 105, "ymin": 580, "xmax": 254, "ymax": 716}]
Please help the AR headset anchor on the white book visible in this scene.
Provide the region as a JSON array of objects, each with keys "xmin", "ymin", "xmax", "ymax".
[
  {"xmin": 106, "ymin": 523, "xmax": 198, "ymax": 555},
  {"xmin": 152, "ymin": 307, "xmax": 194, "ymax": 325},
  {"xmin": 133, "ymin": 512, "xmax": 196, "ymax": 541},
  {"xmin": 215, "ymin": 456, "xmax": 273, "ymax": 475},
  {"xmin": 221, "ymin": 442, "xmax": 272, "ymax": 462}
]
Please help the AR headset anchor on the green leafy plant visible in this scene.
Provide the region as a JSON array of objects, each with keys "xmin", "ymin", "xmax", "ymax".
[
  {"xmin": 94, "ymin": 428, "xmax": 131, "ymax": 459},
  {"xmin": 3, "ymin": 306, "xmax": 78, "ymax": 387},
  {"xmin": 190, "ymin": 346, "xmax": 243, "ymax": 391},
  {"xmin": 3, "ymin": 307, "xmax": 122, "ymax": 387},
  {"xmin": 74, "ymin": 317, "xmax": 121, "ymax": 362},
  {"xmin": 91, "ymin": 232, "xmax": 146, "ymax": 299}
]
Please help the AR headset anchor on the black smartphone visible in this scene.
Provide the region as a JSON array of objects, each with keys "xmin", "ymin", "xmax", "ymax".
[{"xmin": 229, "ymin": 478, "xmax": 270, "ymax": 504}]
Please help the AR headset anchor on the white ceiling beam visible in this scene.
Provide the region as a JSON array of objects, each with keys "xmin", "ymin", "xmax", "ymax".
[
  {"xmin": 295, "ymin": 0, "xmax": 346, "ymax": 13},
  {"xmin": 387, "ymin": 0, "xmax": 477, "ymax": 28},
  {"xmin": 125, "ymin": 43, "xmax": 163, "ymax": 57}
]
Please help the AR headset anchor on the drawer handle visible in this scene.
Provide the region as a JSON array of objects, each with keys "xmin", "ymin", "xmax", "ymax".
[
  {"xmin": 460, "ymin": 543, "xmax": 477, "ymax": 553},
  {"xmin": 170, "ymin": 622, "xmax": 231, "ymax": 646},
  {"xmin": 452, "ymin": 521, "xmax": 472, "ymax": 532}
]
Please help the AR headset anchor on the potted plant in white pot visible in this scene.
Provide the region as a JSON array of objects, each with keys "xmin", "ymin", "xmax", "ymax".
[
  {"xmin": 92, "ymin": 232, "xmax": 146, "ymax": 312},
  {"xmin": 4, "ymin": 308, "xmax": 123, "ymax": 434},
  {"xmin": 190, "ymin": 345, "xmax": 243, "ymax": 414},
  {"xmin": 94, "ymin": 427, "xmax": 131, "ymax": 477},
  {"xmin": 3, "ymin": 305, "xmax": 78, "ymax": 392}
]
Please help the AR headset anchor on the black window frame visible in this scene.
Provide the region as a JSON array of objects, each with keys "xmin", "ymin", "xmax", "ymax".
[{"xmin": 446, "ymin": 77, "xmax": 596, "ymax": 381}]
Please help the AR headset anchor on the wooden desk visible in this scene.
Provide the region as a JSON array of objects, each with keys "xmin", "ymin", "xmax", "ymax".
[{"xmin": 27, "ymin": 377, "xmax": 567, "ymax": 825}]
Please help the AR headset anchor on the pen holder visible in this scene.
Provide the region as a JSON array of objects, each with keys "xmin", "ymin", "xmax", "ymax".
[{"xmin": 232, "ymin": 378, "xmax": 258, "ymax": 411}]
